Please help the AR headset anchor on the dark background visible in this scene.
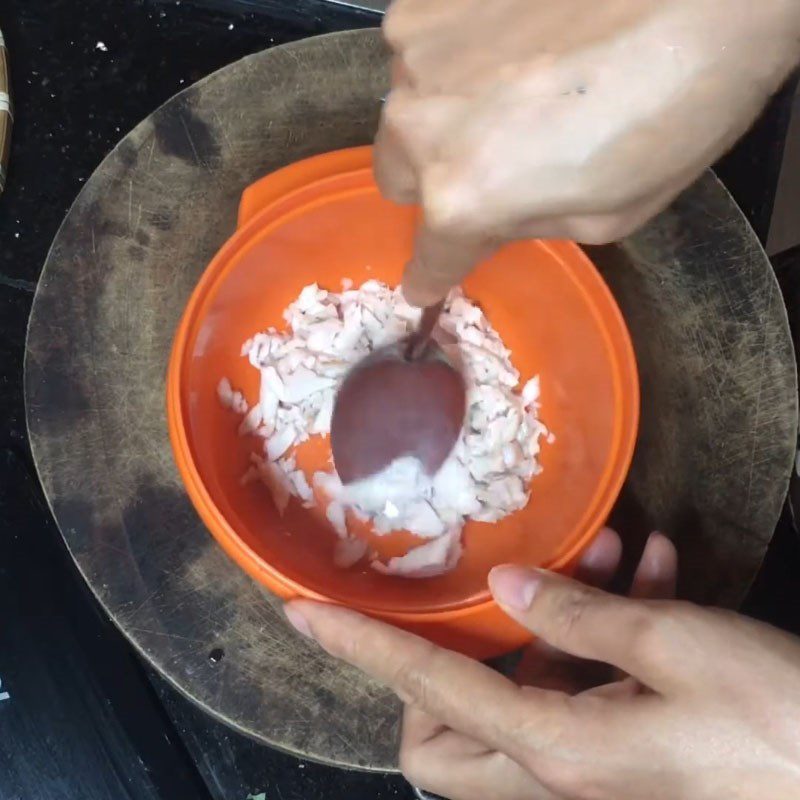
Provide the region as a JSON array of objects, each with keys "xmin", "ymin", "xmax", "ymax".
[{"xmin": 1, "ymin": 2, "xmax": 799, "ymax": 799}]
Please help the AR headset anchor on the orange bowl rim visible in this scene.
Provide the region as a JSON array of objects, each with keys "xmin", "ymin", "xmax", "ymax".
[{"xmin": 166, "ymin": 146, "xmax": 640, "ymax": 620}]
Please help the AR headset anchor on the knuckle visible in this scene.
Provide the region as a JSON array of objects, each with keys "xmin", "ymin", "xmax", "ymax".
[
  {"xmin": 381, "ymin": 95, "xmax": 403, "ymax": 131},
  {"xmin": 374, "ymin": 120, "xmax": 419, "ymax": 203},
  {"xmin": 514, "ymin": 693, "xmax": 576, "ymax": 756},
  {"xmin": 628, "ymin": 610, "xmax": 665, "ymax": 667},
  {"xmin": 336, "ymin": 621, "xmax": 370, "ymax": 664},
  {"xmin": 398, "ymin": 742, "xmax": 429, "ymax": 786},
  {"xmin": 420, "ymin": 183, "xmax": 483, "ymax": 240},
  {"xmin": 381, "ymin": 7, "xmax": 407, "ymax": 49},
  {"xmin": 520, "ymin": 724, "xmax": 604, "ymax": 800},
  {"xmin": 420, "ymin": 213, "xmax": 464, "ymax": 243},
  {"xmin": 537, "ymin": 761, "xmax": 606, "ymax": 800},
  {"xmin": 420, "ymin": 209, "xmax": 468, "ymax": 239},
  {"xmin": 382, "ymin": 5, "xmax": 427, "ymax": 54},
  {"xmin": 374, "ymin": 156, "xmax": 417, "ymax": 204},
  {"xmin": 529, "ymin": 757, "xmax": 578, "ymax": 795},
  {"xmin": 629, "ymin": 601, "xmax": 689, "ymax": 668},
  {"xmin": 549, "ymin": 584, "xmax": 595, "ymax": 641},
  {"xmin": 513, "ymin": 697, "xmax": 608, "ymax": 796},
  {"xmin": 391, "ymin": 641, "xmax": 440, "ymax": 709},
  {"xmin": 390, "ymin": 55, "xmax": 411, "ymax": 87},
  {"xmin": 382, "ymin": 88, "xmax": 413, "ymax": 129}
]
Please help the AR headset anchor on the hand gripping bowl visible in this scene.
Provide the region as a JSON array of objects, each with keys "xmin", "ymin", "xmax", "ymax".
[{"xmin": 167, "ymin": 146, "xmax": 639, "ymax": 659}]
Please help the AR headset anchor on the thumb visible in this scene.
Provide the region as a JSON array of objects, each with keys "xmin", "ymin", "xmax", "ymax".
[
  {"xmin": 488, "ymin": 565, "xmax": 679, "ymax": 691},
  {"xmin": 402, "ymin": 225, "xmax": 495, "ymax": 307}
]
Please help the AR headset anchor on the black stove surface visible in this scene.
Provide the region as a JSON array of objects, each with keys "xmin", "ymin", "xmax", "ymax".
[{"xmin": 0, "ymin": 2, "xmax": 798, "ymax": 799}]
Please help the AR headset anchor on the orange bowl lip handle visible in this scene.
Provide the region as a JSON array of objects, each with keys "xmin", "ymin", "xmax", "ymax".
[{"xmin": 236, "ymin": 146, "xmax": 374, "ymax": 229}]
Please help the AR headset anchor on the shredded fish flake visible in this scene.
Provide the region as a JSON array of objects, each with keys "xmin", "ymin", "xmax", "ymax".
[{"xmin": 219, "ymin": 280, "xmax": 551, "ymax": 578}]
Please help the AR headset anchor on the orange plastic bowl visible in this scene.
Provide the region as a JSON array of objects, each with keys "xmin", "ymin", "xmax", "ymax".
[{"xmin": 167, "ymin": 146, "xmax": 639, "ymax": 659}]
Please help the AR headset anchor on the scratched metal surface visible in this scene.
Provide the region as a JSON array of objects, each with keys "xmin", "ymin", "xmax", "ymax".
[{"xmin": 24, "ymin": 28, "xmax": 797, "ymax": 771}]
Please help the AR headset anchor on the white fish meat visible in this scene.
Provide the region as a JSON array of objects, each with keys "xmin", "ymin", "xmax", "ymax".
[{"xmin": 218, "ymin": 280, "xmax": 551, "ymax": 577}]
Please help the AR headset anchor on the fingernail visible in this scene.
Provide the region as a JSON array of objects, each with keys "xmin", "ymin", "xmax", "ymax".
[
  {"xmin": 284, "ymin": 604, "xmax": 313, "ymax": 639},
  {"xmin": 489, "ymin": 566, "xmax": 540, "ymax": 611}
]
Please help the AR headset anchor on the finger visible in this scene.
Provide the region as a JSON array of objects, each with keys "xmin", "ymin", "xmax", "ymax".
[
  {"xmin": 607, "ymin": 531, "xmax": 678, "ymax": 684},
  {"xmin": 488, "ymin": 567, "xmax": 676, "ymax": 690},
  {"xmin": 572, "ymin": 526, "xmax": 622, "ymax": 588},
  {"xmin": 580, "ymin": 676, "xmax": 641, "ymax": 700},
  {"xmin": 390, "ymin": 56, "xmax": 412, "ymax": 89},
  {"xmin": 422, "ymin": 141, "xmax": 695, "ymax": 244},
  {"xmin": 402, "ymin": 708, "xmax": 558, "ymax": 800},
  {"xmin": 559, "ymin": 182, "xmax": 686, "ymax": 244},
  {"xmin": 375, "ymin": 90, "xmax": 463, "ymax": 206},
  {"xmin": 402, "ymin": 225, "xmax": 495, "ymax": 307},
  {"xmin": 629, "ymin": 531, "xmax": 678, "ymax": 600},
  {"xmin": 402, "ymin": 705, "xmax": 448, "ymax": 750},
  {"xmin": 515, "ymin": 528, "xmax": 621, "ymax": 688},
  {"xmin": 383, "ymin": 0, "xmax": 464, "ymax": 52},
  {"xmin": 402, "ymin": 706, "xmax": 492, "ymax": 764},
  {"xmin": 284, "ymin": 600, "xmax": 571, "ymax": 760},
  {"xmin": 374, "ymin": 94, "xmax": 420, "ymax": 204}
]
